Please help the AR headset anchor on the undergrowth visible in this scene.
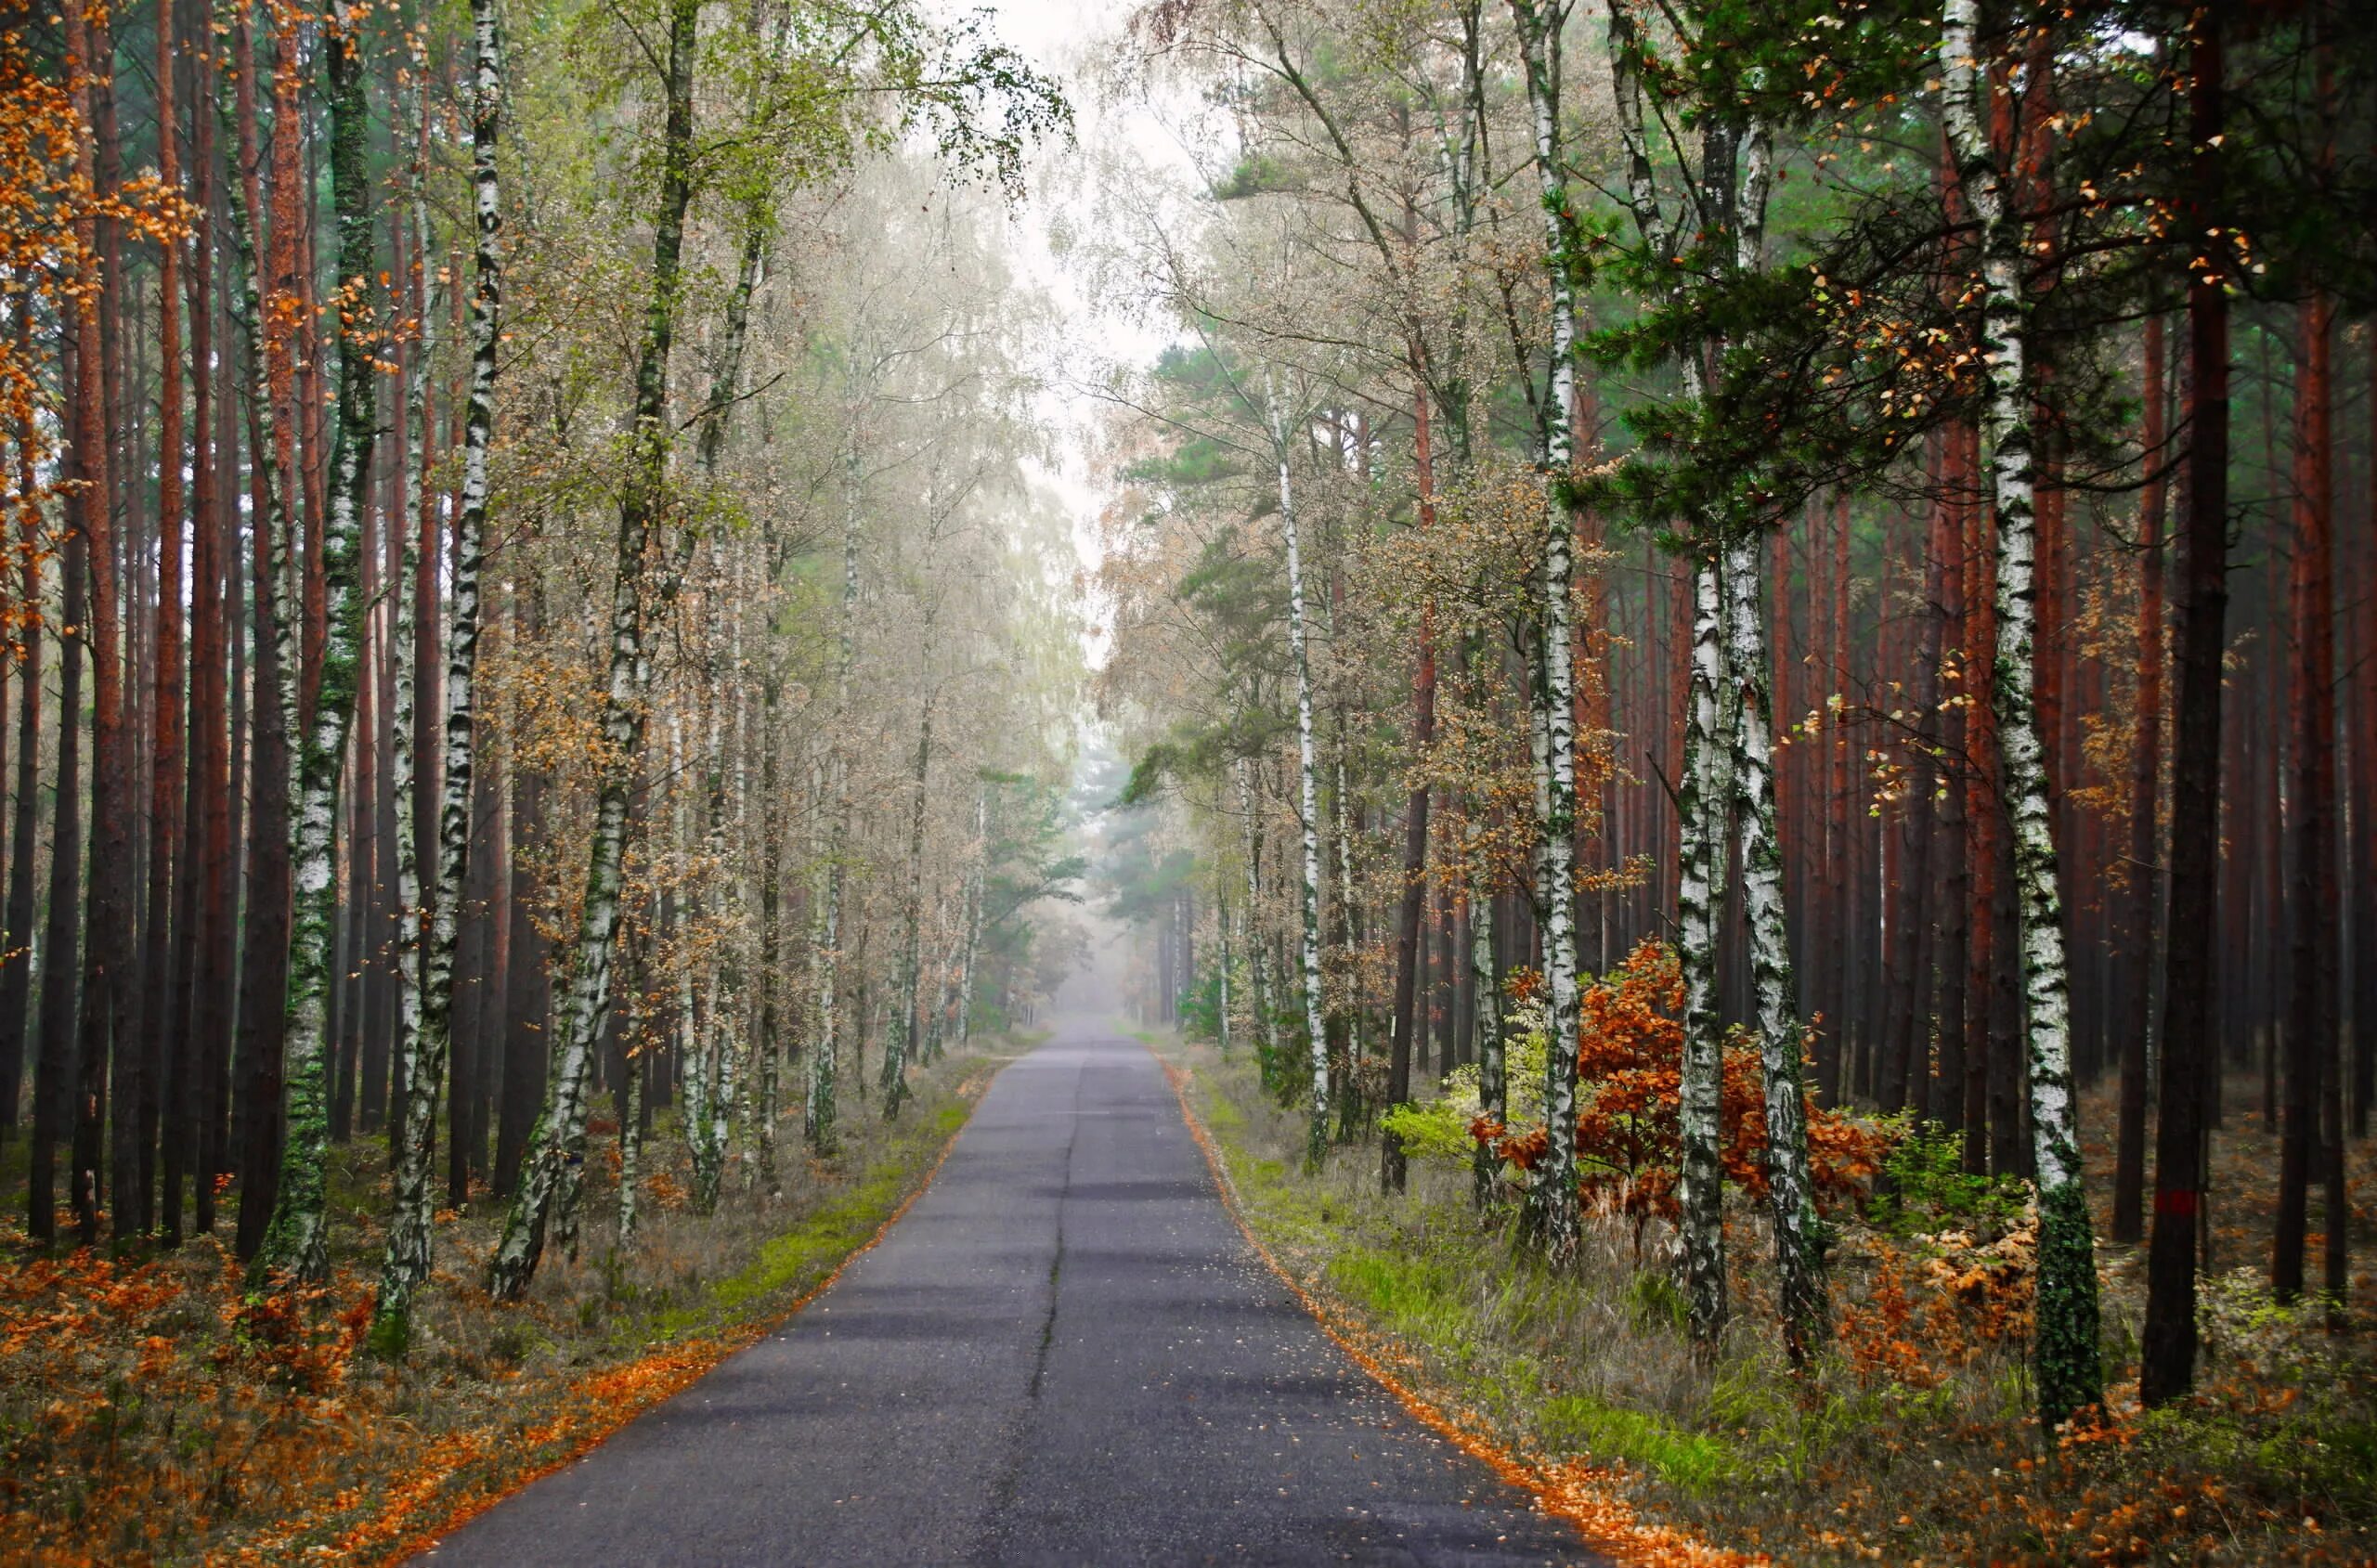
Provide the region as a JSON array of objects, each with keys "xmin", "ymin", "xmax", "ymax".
[
  {"xmin": 0, "ymin": 1042, "xmax": 1017, "ymax": 1566},
  {"xmin": 1158, "ymin": 1032, "xmax": 2377, "ymax": 1566}
]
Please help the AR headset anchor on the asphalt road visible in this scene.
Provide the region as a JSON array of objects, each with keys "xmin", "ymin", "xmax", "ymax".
[{"xmin": 421, "ymin": 1011, "xmax": 1602, "ymax": 1566}]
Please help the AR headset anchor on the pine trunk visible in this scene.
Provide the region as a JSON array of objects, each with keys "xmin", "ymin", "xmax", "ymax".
[
  {"xmin": 2111, "ymin": 316, "xmax": 2167, "ymax": 1242},
  {"xmin": 2141, "ymin": 4, "xmax": 2227, "ymax": 1406},
  {"xmin": 1383, "ymin": 383, "xmax": 1437, "ymax": 1195}
]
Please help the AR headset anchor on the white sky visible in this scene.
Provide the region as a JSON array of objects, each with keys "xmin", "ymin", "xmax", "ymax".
[{"xmin": 932, "ymin": 0, "xmax": 1211, "ymax": 671}]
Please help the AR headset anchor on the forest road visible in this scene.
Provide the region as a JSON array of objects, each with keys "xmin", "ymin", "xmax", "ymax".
[{"xmin": 419, "ymin": 1011, "xmax": 1604, "ymax": 1566}]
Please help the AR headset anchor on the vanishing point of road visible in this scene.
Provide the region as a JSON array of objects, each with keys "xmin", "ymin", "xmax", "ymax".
[{"xmin": 421, "ymin": 998, "xmax": 1604, "ymax": 1566}]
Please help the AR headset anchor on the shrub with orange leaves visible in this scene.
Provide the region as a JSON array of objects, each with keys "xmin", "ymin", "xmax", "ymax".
[{"xmin": 1482, "ymin": 940, "xmax": 1886, "ymax": 1250}]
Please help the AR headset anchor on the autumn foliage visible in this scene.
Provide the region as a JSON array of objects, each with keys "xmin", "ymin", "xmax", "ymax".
[{"xmin": 1483, "ymin": 940, "xmax": 1885, "ymax": 1246}]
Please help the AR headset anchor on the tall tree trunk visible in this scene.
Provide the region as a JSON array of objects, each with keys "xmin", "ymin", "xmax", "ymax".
[
  {"xmin": 955, "ymin": 790, "xmax": 985, "ymax": 1055},
  {"xmin": 1510, "ymin": 0, "xmax": 1582, "ymax": 1263},
  {"xmin": 2277, "ymin": 274, "xmax": 2336, "ymax": 1302},
  {"xmin": 1964, "ymin": 418, "xmax": 2000, "ymax": 1174},
  {"xmin": 1237, "ymin": 758, "xmax": 1281, "ymax": 1084},
  {"xmin": 63, "ymin": 0, "xmax": 133, "ymax": 1249},
  {"xmin": 1677, "ymin": 541, "xmax": 1731, "ymax": 1342},
  {"xmin": 147, "ymin": 0, "xmax": 188, "ymax": 1236},
  {"xmin": 29, "ymin": 422, "xmax": 85, "ymax": 1245},
  {"xmin": 1266, "ymin": 381, "xmax": 1331, "ymax": 1172},
  {"xmin": 1936, "ymin": 467, "xmax": 1970, "ymax": 1139},
  {"xmin": 1383, "ymin": 386, "xmax": 1437, "ymax": 1194},
  {"xmin": 2141, "ymin": 1, "xmax": 2228, "ymax": 1407},
  {"xmin": 497, "ymin": 651, "xmax": 550, "ymax": 1197},
  {"xmin": 1943, "ymin": 0, "xmax": 2102, "ymax": 1426},
  {"xmin": 178, "ymin": 8, "xmax": 231, "ymax": 1238},
  {"xmin": 2112, "ymin": 314, "xmax": 2167, "ymax": 1245},
  {"xmin": 224, "ymin": 0, "xmax": 296, "ymax": 1262},
  {"xmin": 1727, "ymin": 522, "xmax": 1825, "ymax": 1360},
  {"xmin": 1465, "ymin": 823, "xmax": 1501, "ymax": 1210},
  {"xmin": 371, "ymin": 69, "xmax": 439, "ymax": 1348},
  {"xmin": 884, "ymin": 705, "xmax": 929, "ymax": 1116},
  {"xmin": 0, "ymin": 324, "xmax": 44, "ymax": 1143},
  {"xmin": 489, "ymin": 0, "xmax": 695, "ymax": 1300},
  {"xmin": 257, "ymin": 0, "xmax": 383, "ymax": 1281},
  {"xmin": 808, "ymin": 442, "xmax": 860, "ymax": 1157}
]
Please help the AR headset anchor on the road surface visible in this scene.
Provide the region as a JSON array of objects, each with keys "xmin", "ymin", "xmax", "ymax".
[{"xmin": 422, "ymin": 1011, "xmax": 1601, "ymax": 1565}]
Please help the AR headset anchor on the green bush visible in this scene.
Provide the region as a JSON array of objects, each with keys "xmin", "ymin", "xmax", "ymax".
[{"xmin": 1871, "ymin": 1118, "xmax": 2028, "ymax": 1239}]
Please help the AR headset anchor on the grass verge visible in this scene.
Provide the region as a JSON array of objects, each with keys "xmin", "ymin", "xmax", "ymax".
[
  {"xmin": 1149, "ymin": 1030, "xmax": 2377, "ymax": 1567},
  {"xmin": 0, "ymin": 1042, "xmax": 1019, "ymax": 1566},
  {"xmin": 1144, "ymin": 1038, "xmax": 1761, "ymax": 1568}
]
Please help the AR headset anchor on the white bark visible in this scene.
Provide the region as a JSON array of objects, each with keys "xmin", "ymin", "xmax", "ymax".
[
  {"xmin": 617, "ymin": 1046, "xmax": 643, "ymax": 1245},
  {"xmin": 1723, "ymin": 529, "xmax": 1826, "ymax": 1357},
  {"xmin": 370, "ymin": 68, "xmax": 439, "ymax": 1348},
  {"xmin": 1466, "ymin": 823, "xmax": 1502, "ymax": 1210},
  {"xmin": 1237, "ymin": 758, "xmax": 1282, "ymax": 1074},
  {"xmin": 956, "ymin": 789, "xmax": 984, "ymax": 1051},
  {"xmin": 1509, "ymin": 0, "xmax": 1583, "ymax": 1261},
  {"xmin": 809, "ymin": 439, "xmax": 862, "ymax": 1152},
  {"xmin": 1266, "ymin": 379, "xmax": 1332, "ymax": 1170},
  {"xmin": 1942, "ymin": 0, "xmax": 2100, "ymax": 1421},
  {"xmin": 885, "ymin": 702, "xmax": 930, "ymax": 1115},
  {"xmin": 1676, "ymin": 548, "xmax": 1731, "ymax": 1341}
]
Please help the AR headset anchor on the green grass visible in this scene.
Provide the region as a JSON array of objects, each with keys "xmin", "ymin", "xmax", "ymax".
[
  {"xmin": 1539, "ymin": 1394, "xmax": 1734, "ymax": 1495},
  {"xmin": 655, "ymin": 1099, "xmax": 970, "ymax": 1335},
  {"xmin": 1147, "ymin": 1030, "xmax": 2377, "ymax": 1566}
]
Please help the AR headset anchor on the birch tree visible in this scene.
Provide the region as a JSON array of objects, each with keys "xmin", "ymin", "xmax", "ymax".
[
  {"xmin": 1506, "ymin": 0, "xmax": 1582, "ymax": 1263},
  {"xmin": 375, "ymin": 0, "xmax": 503, "ymax": 1349},
  {"xmin": 1264, "ymin": 377, "xmax": 1334, "ymax": 1171},
  {"xmin": 488, "ymin": 0, "xmax": 702, "ymax": 1300},
  {"xmin": 1941, "ymin": 0, "xmax": 2101, "ymax": 1426}
]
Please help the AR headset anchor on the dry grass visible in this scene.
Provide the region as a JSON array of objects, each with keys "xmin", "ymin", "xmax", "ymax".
[
  {"xmin": 1155, "ymin": 1032, "xmax": 2377, "ymax": 1566},
  {"xmin": 0, "ymin": 1041, "xmax": 1023, "ymax": 1566}
]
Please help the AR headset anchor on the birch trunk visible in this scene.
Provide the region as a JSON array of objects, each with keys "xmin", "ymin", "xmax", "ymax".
[
  {"xmin": 1606, "ymin": 16, "xmax": 1726, "ymax": 1323},
  {"xmin": 488, "ymin": 0, "xmax": 696, "ymax": 1301},
  {"xmin": 885, "ymin": 705, "xmax": 930, "ymax": 1116},
  {"xmin": 1676, "ymin": 547, "xmax": 1731, "ymax": 1342},
  {"xmin": 1942, "ymin": 0, "xmax": 2102, "ymax": 1426},
  {"xmin": 1466, "ymin": 823, "xmax": 1502, "ymax": 1211},
  {"xmin": 1265, "ymin": 384, "xmax": 1331, "ymax": 1171},
  {"xmin": 376, "ymin": 18, "xmax": 498, "ymax": 1340},
  {"xmin": 368, "ymin": 68, "xmax": 436, "ymax": 1353},
  {"xmin": 1237, "ymin": 759, "xmax": 1282, "ymax": 1081},
  {"xmin": 754, "ymin": 689, "xmax": 784, "ymax": 1195},
  {"xmin": 1717, "ymin": 116, "xmax": 1825, "ymax": 1358},
  {"xmin": 617, "ymin": 1045, "xmax": 644, "ymax": 1244},
  {"xmin": 258, "ymin": 0, "xmax": 382, "ymax": 1280},
  {"xmin": 1723, "ymin": 529, "xmax": 1826, "ymax": 1359},
  {"xmin": 809, "ymin": 440, "xmax": 861, "ymax": 1153},
  {"xmin": 1509, "ymin": 0, "xmax": 1583, "ymax": 1262},
  {"xmin": 957, "ymin": 790, "xmax": 985, "ymax": 1051}
]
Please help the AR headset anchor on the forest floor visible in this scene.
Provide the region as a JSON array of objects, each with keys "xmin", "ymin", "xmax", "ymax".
[
  {"xmin": 0, "ymin": 1035, "xmax": 1029, "ymax": 1566},
  {"xmin": 1150, "ymin": 1031, "xmax": 2377, "ymax": 1567}
]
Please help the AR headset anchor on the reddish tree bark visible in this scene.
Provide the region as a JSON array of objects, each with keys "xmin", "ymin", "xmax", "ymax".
[
  {"xmin": 149, "ymin": 0, "xmax": 191, "ymax": 1238},
  {"xmin": 0, "ymin": 310, "xmax": 42, "ymax": 1143},
  {"xmin": 1823, "ymin": 492, "xmax": 1851, "ymax": 1101},
  {"xmin": 2143, "ymin": 1, "xmax": 2230, "ymax": 1405},
  {"xmin": 62, "ymin": 0, "xmax": 136, "ymax": 1248},
  {"xmin": 30, "ymin": 440, "xmax": 86, "ymax": 1245},
  {"xmin": 232, "ymin": 1, "xmax": 293, "ymax": 1260},
  {"xmin": 2276, "ymin": 268, "xmax": 2336, "ymax": 1302},
  {"xmin": 2113, "ymin": 313, "xmax": 2167, "ymax": 1245}
]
